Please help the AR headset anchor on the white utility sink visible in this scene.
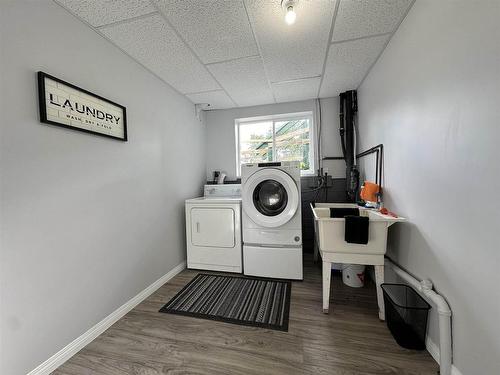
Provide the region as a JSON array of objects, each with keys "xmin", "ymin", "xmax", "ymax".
[{"xmin": 311, "ymin": 203, "xmax": 406, "ymax": 319}]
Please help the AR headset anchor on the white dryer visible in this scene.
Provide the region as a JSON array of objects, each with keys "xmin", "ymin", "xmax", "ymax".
[
  {"xmin": 185, "ymin": 184, "xmax": 242, "ymax": 273},
  {"xmin": 241, "ymin": 161, "xmax": 303, "ymax": 280}
]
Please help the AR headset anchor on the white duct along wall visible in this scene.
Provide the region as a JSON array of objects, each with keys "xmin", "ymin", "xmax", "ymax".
[
  {"xmin": 356, "ymin": 1, "xmax": 500, "ymax": 374},
  {"xmin": 385, "ymin": 258, "xmax": 452, "ymax": 375}
]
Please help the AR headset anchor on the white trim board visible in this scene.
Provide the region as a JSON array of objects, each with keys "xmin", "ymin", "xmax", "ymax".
[
  {"xmin": 426, "ymin": 337, "xmax": 464, "ymax": 375},
  {"xmin": 27, "ymin": 261, "xmax": 186, "ymax": 375}
]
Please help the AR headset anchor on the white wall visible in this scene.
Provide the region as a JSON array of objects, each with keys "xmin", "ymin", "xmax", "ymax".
[
  {"xmin": 205, "ymin": 97, "xmax": 344, "ymax": 180},
  {"xmin": 0, "ymin": 1, "xmax": 206, "ymax": 374},
  {"xmin": 357, "ymin": 1, "xmax": 500, "ymax": 374}
]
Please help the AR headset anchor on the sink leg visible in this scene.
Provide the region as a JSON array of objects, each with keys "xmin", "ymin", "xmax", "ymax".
[
  {"xmin": 375, "ymin": 265, "xmax": 385, "ymax": 321},
  {"xmin": 322, "ymin": 261, "xmax": 332, "ymax": 313}
]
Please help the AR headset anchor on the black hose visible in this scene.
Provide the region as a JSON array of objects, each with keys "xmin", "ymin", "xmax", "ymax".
[
  {"xmin": 340, "ymin": 136, "xmax": 347, "ymax": 161},
  {"xmin": 339, "ymin": 93, "xmax": 347, "ymax": 160}
]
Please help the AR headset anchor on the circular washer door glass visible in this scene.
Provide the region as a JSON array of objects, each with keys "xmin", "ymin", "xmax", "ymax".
[
  {"xmin": 242, "ymin": 167, "xmax": 299, "ymax": 228},
  {"xmin": 253, "ymin": 179, "xmax": 288, "ymax": 216}
]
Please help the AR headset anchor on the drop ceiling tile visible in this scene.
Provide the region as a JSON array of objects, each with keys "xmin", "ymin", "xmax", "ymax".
[
  {"xmin": 100, "ymin": 14, "xmax": 220, "ymax": 94},
  {"xmin": 155, "ymin": 0, "xmax": 258, "ymax": 64},
  {"xmin": 207, "ymin": 56, "xmax": 275, "ymax": 108},
  {"xmin": 272, "ymin": 77, "xmax": 321, "ymax": 103},
  {"xmin": 332, "ymin": 0, "xmax": 413, "ymax": 42},
  {"xmin": 185, "ymin": 90, "xmax": 235, "ymax": 110},
  {"xmin": 319, "ymin": 34, "xmax": 390, "ymax": 97},
  {"xmin": 244, "ymin": 0, "xmax": 337, "ymax": 82},
  {"xmin": 56, "ymin": 0, "xmax": 156, "ymax": 27}
]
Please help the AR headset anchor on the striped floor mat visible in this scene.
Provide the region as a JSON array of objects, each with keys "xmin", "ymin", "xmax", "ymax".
[{"xmin": 159, "ymin": 274, "xmax": 291, "ymax": 331}]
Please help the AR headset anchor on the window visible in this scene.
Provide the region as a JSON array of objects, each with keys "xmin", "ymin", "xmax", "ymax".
[{"xmin": 235, "ymin": 112, "xmax": 315, "ymax": 176}]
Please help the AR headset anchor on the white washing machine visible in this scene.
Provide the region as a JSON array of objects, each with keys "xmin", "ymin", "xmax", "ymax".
[
  {"xmin": 241, "ymin": 161, "xmax": 303, "ymax": 280},
  {"xmin": 185, "ymin": 184, "xmax": 242, "ymax": 273}
]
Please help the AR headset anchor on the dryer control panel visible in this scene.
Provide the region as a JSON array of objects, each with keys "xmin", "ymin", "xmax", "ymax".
[{"xmin": 204, "ymin": 184, "xmax": 241, "ymax": 197}]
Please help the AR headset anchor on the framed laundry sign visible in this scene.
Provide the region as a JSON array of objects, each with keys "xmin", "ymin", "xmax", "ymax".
[{"xmin": 37, "ymin": 71, "xmax": 127, "ymax": 141}]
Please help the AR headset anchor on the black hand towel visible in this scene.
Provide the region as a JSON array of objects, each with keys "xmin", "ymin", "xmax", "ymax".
[
  {"xmin": 330, "ymin": 207, "xmax": 360, "ymax": 218},
  {"xmin": 344, "ymin": 215, "xmax": 369, "ymax": 244}
]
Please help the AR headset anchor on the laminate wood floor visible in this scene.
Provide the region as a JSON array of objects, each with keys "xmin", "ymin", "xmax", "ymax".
[{"xmin": 53, "ymin": 257, "xmax": 438, "ymax": 375}]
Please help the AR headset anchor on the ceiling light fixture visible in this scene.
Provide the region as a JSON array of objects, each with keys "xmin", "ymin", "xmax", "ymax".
[{"xmin": 281, "ymin": 0, "xmax": 298, "ymax": 25}]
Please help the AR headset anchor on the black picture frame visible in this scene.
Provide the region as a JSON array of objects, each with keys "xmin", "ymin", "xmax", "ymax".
[{"xmin": 37, "ymin": 71, "xmax": 128, "ymax": 141}]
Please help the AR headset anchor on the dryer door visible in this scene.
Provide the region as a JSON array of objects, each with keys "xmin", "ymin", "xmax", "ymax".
[
  {"xmin": 242, "ymin": 168, "xmax": 299, "ymax": 228},
  {"xmin": 190, "ymin": 207, "xmax": 235, "ymax": 248}
]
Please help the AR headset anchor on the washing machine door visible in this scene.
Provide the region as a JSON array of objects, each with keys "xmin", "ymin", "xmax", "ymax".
[{"xmin": 242, "ymin": 168, "xmax": 299, "ymax": 228}]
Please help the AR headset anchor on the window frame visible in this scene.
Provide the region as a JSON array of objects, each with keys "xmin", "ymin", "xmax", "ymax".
[{"xmin": 234, "ymin": 111, "xmax": 316, "ymax": 177}]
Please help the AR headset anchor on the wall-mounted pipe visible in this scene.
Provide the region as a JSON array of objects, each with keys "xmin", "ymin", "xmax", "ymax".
[
  {"xmin": 323, "ymin": 143, "xmax": 384, "ymax": 201},
  {"xmin": 385, "ymin": 257, "xmax": 452, "ymax": 375},
  {"xmin": 339, "ymin": 93, "xmax": 346, "ymax": 158},
  {"xmin": 322, "ymin": 156, "xmax": 345, "ymax": 160},
  {"xmin": 324, "ymin": 144, "xmax": 384, "ymax": 186},
  {"xmin": 356, "ymin": 143, "xmax": 383, "ymax": 188}
]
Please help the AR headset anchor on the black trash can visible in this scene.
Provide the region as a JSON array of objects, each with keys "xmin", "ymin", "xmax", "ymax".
[{"xmin": 381, "ymin": 283, "xmax": 431, "ymax": 350}]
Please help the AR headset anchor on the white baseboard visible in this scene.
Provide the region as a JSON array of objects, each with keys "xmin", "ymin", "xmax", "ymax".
[
  {"xmin": 28, "ymin": 261, "xmax": 186, "ymax": 375},
  {"xmin": 425, "ymin": 337, "xmax": 463, "ymax": 375}
]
